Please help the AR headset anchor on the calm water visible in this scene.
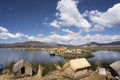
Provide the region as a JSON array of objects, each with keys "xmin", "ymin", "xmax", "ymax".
[
  {"xmin": 0, "ymin": 49, "xmax": 120, "ymax": 66},
  {"xmin": 89, "ymin": 50, "xmax": 120, "ymax": 62},
  {"xmin": 0, "ymin": 49, "xmax": 65, "ymax": 66}
]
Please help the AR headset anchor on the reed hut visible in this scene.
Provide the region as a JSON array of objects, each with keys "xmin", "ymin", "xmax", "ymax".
[
  {"xmin": 62, "ymin": 58, "xmax": 91, "ymax": 79},
  {"xmin": 64, "ymin": 50, "xmax": 73, "ymax": 54},
  {"xmin": 109, "ymin": 61, "xmax": 120, "ymax": 78},
  {"xmin": 12, "ymin": 59, "xmax": 32, "ymax": 78}
]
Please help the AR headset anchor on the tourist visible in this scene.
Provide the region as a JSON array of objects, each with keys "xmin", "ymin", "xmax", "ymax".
[{"xmin": 0, "ymin": 64, "xmax": 4, "ymax": 75}]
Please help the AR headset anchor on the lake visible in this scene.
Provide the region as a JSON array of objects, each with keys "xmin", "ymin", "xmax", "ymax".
[
  {"xmin": 89, "ymin": 50, "xmax": 120, "ymax": 62},
  {"xmin": 0, "ymin": 48, "xmax": 65, "ymax": 66},
  {"xmin": 0, "ymin": 49, "xmax": 120, "ymax": 66}
]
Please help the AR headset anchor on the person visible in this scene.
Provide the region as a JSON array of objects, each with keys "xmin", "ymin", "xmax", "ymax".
[
  {"xmin": 115, "ymin": 76, "xmax": 119, "ymax": 80},
  {"xmin": 0, "ymin": 64, "xmax": 4, "ymax": 75}
]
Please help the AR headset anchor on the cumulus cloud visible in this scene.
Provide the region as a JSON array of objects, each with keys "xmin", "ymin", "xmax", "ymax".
[
  {"xmin": 50, "ymin": 31, "xmax": 57, "ymax": 34},
  {"xmin": 1, "ymin": 25, "xmax": 118, "ymax": 45},
  {"xmin": 84, "ymin": 3, "xmax": 120, "ymax": 28},
  {"xmin": 49, "ymin": 20, "xmax": 60, "ymax": 28},
  {"xmin": 49, "ymin": 0, "xmax": 91, "ymax": 29},
  {"xmin": 62, "ymin": 28, "xmax": 74, "ymax": 34},
  {"xmin": 27, "ymin": 36, "xmax": 38, "ymax": 41},
  {"xmin": 85, "ymin": 24, "xmax": 105, "ymax": 32},
  {"xmin": 26, "ymin": 31, "xmax": 120, "ymax": 45},
  {"xmin": 0, "ymin": 26, "xmax": 24, "ymax": 39},
  {"xmin": 1, "ymin": 1, "xmax": 120, "ymax": 45},
  {"xmin": 37, "ymin": 34, "xmax": 44, "ymax": 37},
  {"xmin": 49, "ymin": 0, "xmax": 120, "ymax": 33},
  {"xmin": 0, "ymin": 27, "xmax": 8, "ymax": 32}
]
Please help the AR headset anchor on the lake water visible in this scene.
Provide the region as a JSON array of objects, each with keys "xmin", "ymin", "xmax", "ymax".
[
  {"xmin": 89, "ymin": 50, "xmax": 120, "ymax": 62},
  {"xmin": 0, "ymin": 49, "xmax": 120, "ymax": 66},
  {"xmin": 0, "ymin": 49, "xmax": 65, "ymax": 66}
]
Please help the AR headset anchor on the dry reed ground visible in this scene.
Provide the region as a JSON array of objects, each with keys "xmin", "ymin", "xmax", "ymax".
[{"xmin": 0, "ymin": 69, "xmax": 113, "ymax": 80}]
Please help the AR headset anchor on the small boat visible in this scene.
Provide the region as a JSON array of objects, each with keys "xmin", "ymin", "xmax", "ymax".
[{"xmin": 49, "ymin": 51, "xmax": 55, "ymax": 56}]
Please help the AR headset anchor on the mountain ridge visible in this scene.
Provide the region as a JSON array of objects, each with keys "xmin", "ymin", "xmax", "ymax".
[
  {"xmin": 0, "ymin": 41, "xmax": 120, "ymax": 48},
  {"xmin": 80, "ymin": 41, "xmax": 120, "ymax": 47}
]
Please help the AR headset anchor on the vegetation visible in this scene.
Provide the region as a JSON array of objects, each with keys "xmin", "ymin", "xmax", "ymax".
[
  {"xmin": 32, "ymin": 63, "xmax": 57, "ymax": 76},
  {"xmin": 89, "ymin": 61, "xmax": 111, "ymax": 71},
  {"xmin": 40, "ymin": 62, "xmax": 63, "ymax": 76},
  {"xmin": 31, "ymin": 62, "xmax": 39, "ymax": 75},
  {"xmin": 41, "ymin": 63, "xmax": 56, "ymax": 76},
  {"xmin": 6, "ymin": 61, "xmax": 63, "ymax": 76},
  {"xmin": 13, "ymin": 48, "xmax": 41, "ymax": 51},
  {"xmin": 80, "ymin": 46, "xmax": 120, "ymax": 51},
  {"xmin": 57, "ymin": 51, "xmax": 94, "ymax": 59},
  {"xmin": 5, "ymin": 62, "xmax": 15, "ymax": 74}
]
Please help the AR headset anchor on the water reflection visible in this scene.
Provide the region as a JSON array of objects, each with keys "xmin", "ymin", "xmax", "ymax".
[
  {"xmin": 0, "ymin": 49, "xmax": 65, "ymax": 66},
  {"xmin": 89, "ymin": 50, "xmax": 120, "ymax": 62},
  {"xmin": 1, "ymin": 49, "xmax": 120, "ymax": 65}
]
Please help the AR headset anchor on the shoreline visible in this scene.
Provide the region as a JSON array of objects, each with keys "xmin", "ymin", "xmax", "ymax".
[{"xmin": 80, "ymin": 46, "xmax": 120, "ymax": 51}]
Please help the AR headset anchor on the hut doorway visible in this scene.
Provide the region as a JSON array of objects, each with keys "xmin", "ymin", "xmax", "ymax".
[{"xmin": 21, "ymin": 67, "xmax": 25, "ymax": 74}]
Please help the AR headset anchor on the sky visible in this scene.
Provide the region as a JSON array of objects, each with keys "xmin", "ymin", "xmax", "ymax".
[{"xmin": 0, "ymin": 0, "xmax": 120, "ymax": 45}]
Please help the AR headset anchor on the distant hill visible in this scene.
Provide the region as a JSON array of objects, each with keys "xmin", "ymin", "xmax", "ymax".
[
  {"xmin": 0, "ymin": 41, "xmax": 120, "ymax": 48},
  {"xmin": 80, "ymin": 41, "xmax": 120, "ymax": 47},
  {"xmin": 0, "ymin": 41, "xmax": 58, "ymax": 48}
]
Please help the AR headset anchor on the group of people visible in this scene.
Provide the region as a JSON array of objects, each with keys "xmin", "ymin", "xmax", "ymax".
[{"xmin": 0, "ymin": 64, "xmax": 4, "ymax": 75}]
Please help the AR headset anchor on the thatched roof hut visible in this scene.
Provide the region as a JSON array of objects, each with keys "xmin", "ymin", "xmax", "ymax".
[
  {"xmin": 109, "ymin": 61, "xmax": 120, "ymax": 77},
  {"xmin": 69, "ymin": 58, "xmax": 91, "ymax": 71},
  {"xmin": 62, "ymin": 58, "xmax": 91, "ymax": 79},
  {"xmin": 64, "ymin": 50, "xmax": 73, "ymax": 54},
  {"xmin": 12, "ymin": 59, "xmax": 32, "ymax": 78}
]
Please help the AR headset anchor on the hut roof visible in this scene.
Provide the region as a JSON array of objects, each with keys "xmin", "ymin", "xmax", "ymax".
[
  {"xmin": 12, "ymin": 59, "xmax": 31, "ymax": 73},
  {"xmin": 69, "ymin": 58, "xmax": 91, "ymax": 71},
  {"xmin": 110, "ymin": 61, "xmax": 120, "ymax": 76},
  {"xmin": 65, "ymin": 50, "xmax": 73, "ymax": 54}
]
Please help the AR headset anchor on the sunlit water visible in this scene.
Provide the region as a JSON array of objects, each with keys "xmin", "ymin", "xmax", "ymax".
[
  {"xmin": 89, "ymin": 50, "xmax": 120, "ymax": 62},
  {"xmin": 0, "ymin": 49, "xmax": 120, "ymax": 66},
  {"xmin": 0, "ymin": 48, "xmax": 65, "ymax": 66}
]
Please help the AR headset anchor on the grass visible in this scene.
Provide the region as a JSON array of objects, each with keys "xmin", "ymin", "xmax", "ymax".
[
  {"xmin": 13, "ymin": 48, "xmax": 41, "ymax": 51},
  {"xmin": 80, "ymin": 46, "xmax": 120, "ymax": 51},
  {"xmin": 57, "ymin": 51, "xmax": 94, "ymax": 59},
  {"xmin": 5, "ymin": 62, "xmax": 15, "ymax": 74},
  {"xmin": 41, "ymin": 63, "xmax": 56, "ymax": 76},
  {"xmin": 7, "ymin": 61, "xmax": 63, "ymax": 76},
  {"xmin": 40, "ymin": 62, "xmax": 63, "ymax": 76},
  {"xmin": 89, "ymin": 61, "xmax": 111, "ymax": 71}
]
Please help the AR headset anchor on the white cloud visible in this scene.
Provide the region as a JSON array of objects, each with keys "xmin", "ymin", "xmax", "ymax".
[
  {"xmin": 37, "ymin": 34, "xmax": 44, "ymax": 37},
  {"xmin": 26, "ymin": 31, "xmax": 120, "ymax": 45},
  {"xmin": 27, "ymin": 36, "xmax": 40, "ymax": 41},
  {"xmin": 47, "ymin": 1, "xmax": 120, "ymax": 34},
  {"xmin": 85, "ymin": 24, "xmax": 105, "ymax": 32},
  {"xmin": 49, "ymin": 0, "xmax": 91, "ymax": 29},
  {"xmin": 84, "ymin": 3, "xmax": 120, "ymax": 28},
  {"xmin": 46, "ymin": 33, "xmax": 120, "ymax": 45},
  {"xmin": 49, "ymin": 20, "xmax": 60, "ymax": 28},
  {"xmin": 62, "ymin": 28, "xmax": 74, "ymax": 34},
  {"xmin": 0, "ymin": 26, "xmax": 24, "ymax": 39},
  {"xmin": 48, "ymin": 1, "xmax": 120, "ymax": 33},
  {"xmin": 50, "ymin": 31, "xmax": 57, "ymax": 34},
  {"xmin": 0, "ymin": 26, "xmax": 8, "ymax": 32},
  {"xmin": 1, "ymin": 26, "xmax": 118, "ymax": 45}
]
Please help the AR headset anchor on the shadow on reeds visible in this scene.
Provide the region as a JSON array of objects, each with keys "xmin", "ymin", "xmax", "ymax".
[{"xmin": 6, "ymin": 61, "xmax": 63, "ymax": 76}]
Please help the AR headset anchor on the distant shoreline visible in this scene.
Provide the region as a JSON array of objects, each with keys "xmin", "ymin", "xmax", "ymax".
[{"xmin": 80, "ymin": 46, "xmax": 120, "ymax": 51}]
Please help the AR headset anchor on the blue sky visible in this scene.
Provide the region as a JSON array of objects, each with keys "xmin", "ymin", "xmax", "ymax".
[{"xmin": 0, "ymin": 0, "xmax": 120, "ymax": 45}]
